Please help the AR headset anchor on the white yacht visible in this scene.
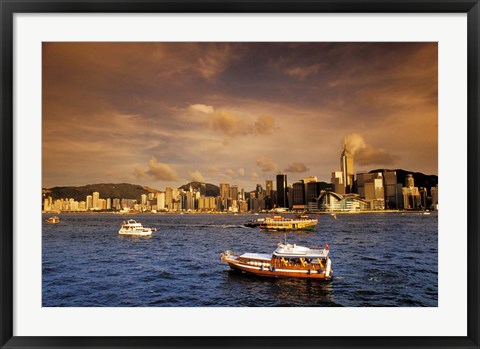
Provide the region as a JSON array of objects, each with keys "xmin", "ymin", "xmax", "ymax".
[{"xmin": 118, "ymin": 219, "xmax": 156, "ymax": 236}]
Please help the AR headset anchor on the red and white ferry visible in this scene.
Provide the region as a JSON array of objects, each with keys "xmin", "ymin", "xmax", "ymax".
[{"xmin": 220, "ymin": 242, "xmax": 332, "ymax": 280}]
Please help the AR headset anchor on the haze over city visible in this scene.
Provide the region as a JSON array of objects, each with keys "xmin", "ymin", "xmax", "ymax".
[{"xmin": 42, "ymin": 42, "xmax": 438, "ymax": 190}]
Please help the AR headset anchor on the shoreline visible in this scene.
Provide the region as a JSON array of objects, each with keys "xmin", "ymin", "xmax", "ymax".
[{"xmin": 42, "ymin": 210, "xmax": 436, "ymax": 215}]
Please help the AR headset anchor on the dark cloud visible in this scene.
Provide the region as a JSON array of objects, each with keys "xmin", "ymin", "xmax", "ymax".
[
  {"xmin": 284, "ymin": 163, "xmax": 310, "ymax": 173},
  {"xmin": 256, "ymin": 156, "xmax": 278, "ymax": 173}
]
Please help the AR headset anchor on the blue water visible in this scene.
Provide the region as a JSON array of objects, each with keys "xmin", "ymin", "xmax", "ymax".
[{"xmin": 42, "ymin": 212, "xmax": 437, "ymax": 307}]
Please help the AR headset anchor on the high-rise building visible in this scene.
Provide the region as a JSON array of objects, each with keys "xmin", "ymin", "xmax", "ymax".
[
  {"xmin": 340, "ymin": 142, "xmax": 355, "ymax": 193},
  {"xmin": 157, "ymin": 192, "xmax": 166, "ymax": 210},
  {"xmin": 165, "ymin": 187, "xmax": 173, "ymax": 210},
  {"xmin": 331, "ymin": 171, "xmax": 346, "ymax": 195},
  {"xmin": 383, "ymin": 170, "xmax": 402, "ymax": 209},
  {"xmin": 402, "ymin": 174, "xmax": 421, "ymax": 209},
  {"xmin": 292, "ymin": 181, "xmax": 305, "ymax": 206},
  {"xmin": 230, "ymin": 186, "xmax": 239, "ymax": 201},
  {"xmin": 306, "ymin": 182, "xmax": 322, "ymax": 203},
  {"xmin": 86, "ymin": 195, "xmax": 93, "ymax": 210},
  {"xmin": 255, "ymin": 184, "xmax": 263, "ymax": 198},
  {"xmin": 141, "ymin": 194, "xmax": 147, "ymax": 206},
  {"xmin": 92, "ymin": 192, "xmax": 100, "ymax": 210},
  {"xmin": 276, "ymin": 174, "xmax": 287, "ymax": 208},
  {"xmin": 405, "ymin": 174, "xmax": 415, "ymax": 188},
  {"xmin": 219, "ymin": 183, "xmax": 230, "ymax": 211},
  {"xmin": 265, "ymin": 180, "xmax": 273, "ymax": 197}
]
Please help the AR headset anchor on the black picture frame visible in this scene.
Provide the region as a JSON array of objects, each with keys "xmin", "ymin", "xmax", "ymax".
[{"xmin": 1, "ymin": 1, "xmax": 479, "ymax": 348}]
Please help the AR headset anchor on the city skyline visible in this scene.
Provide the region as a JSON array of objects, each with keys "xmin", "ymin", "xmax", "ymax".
[{"xmin": 43, "ymin": 42, "xmax": 438, "ymax": 189}]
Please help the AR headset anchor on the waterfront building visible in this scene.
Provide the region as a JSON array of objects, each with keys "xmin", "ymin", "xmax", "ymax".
[
  {"xmin": 431, "ymin": 186, "xmax": 438, "ymax": 210},
  {"xmin": 121, "ymin": 198, "xmax": 137, "ymax": 209},
  {"xmin": 276, "ymin": 174, "xmax": 288, "ymax": 208},
  {"xmin": 239, "ymin": 200, "xmax": 249, "ymax": 213},
  {"xmin": 402, "ymin": 174, "xmax": 421, "ymax": 209},
  {"xmin": 98, "ymin": 198, "xmax": 106, "ymax": 210},
  {"xmin": 306, "ymin": 181, "xmax": 323, "ymax": 204},
  {"xmin": 230, "ymin": 186, "xmax": 239, "ymax": 202},
  {"xmin": 255, "ymin": 184, "xmax": 263, "ymax": 198},
  {"xmin": 317, "ymin": 191, "xmax": 369, "ymax": 212},
  {"xmin": 363, "ymin": 173, "xmax": 385, "ymax": 210},
  {"xmin": 106, "ymin": 198, "xmax": 111, "ymax": 210},
  {"xmin": 141, "ymin": 194, "xmax": 147, "ymax": 206},
  {"xmin": 340, "ymin": 142, "xmax": 355, "ymax": 193},
  {"xmin": 86, "ymin": 195, "xmax": 93, "ymax": 210},
  {"xmin": 265, "ymin": 180, "xmax": 273, "ymax": 197},
  {"xmin": 249, "ymin": 197, "xmax": 260, "ymax": 212},
  {"xmin": 331, "ymin": 171, "xmax": 346, "ymax": 195},
  {"xmin": 165, "ymin": 187, "xmax": 173, "ymax": 210},
  {"xmin": 220, "ymin": 183, "xmax": 230, "ymax": 211},
  {"xmin": 157, "ymin": 192, "xmax": 166, "ymax": 210},
  {"xmin": 112, "ymin": 198, "xmax": 121, "ymax": 210},
  {"xmin": 92, "ymin": 192, "xmax": 100, "ymax": 210},
  {"xmin": 383, "ymin": 170, "xmax": 403, "ymax": 209},
  {"xmin": 292, "ymin": 181, "xmax": 305, "ymax": 207}
]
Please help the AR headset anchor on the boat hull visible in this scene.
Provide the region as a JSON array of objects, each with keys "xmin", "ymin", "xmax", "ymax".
[
  {"xmin": 222, "ymin": 257, "xmax": 332, "ymax": 280},
  {"xmin": 118, "ymin": 229, "xmax": 152, "ymax": 236},
  {"xmin": 259, "ymin": 218, "xmax": 318, "ymax": 232}
]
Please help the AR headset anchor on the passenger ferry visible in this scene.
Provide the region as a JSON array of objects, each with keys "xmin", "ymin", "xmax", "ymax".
[
  {"xmin": 220, "ymin": 242, "xmax": 332, "ymax": 280},
  {"xmin": 45, "ymin": 216, "xmax": 60, "ymax": 224},
  {"xmin": 259, "ymin": 215, "xmax": 318, "ymax": 231},
  {"xmin": 118, "ymin": 219, "xmax": 156, "ymax": 236}
]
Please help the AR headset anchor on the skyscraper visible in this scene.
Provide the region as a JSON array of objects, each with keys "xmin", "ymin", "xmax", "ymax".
[
  {"xmin": 92, "ymin": 191, "xmax": 100, "ymax": 210},
  {"xmin": 219, "ymin": 183, "xmax": 230, "ymax": 211},
  {"xmin": 331, "ymin": 171, "xmax": 346, "ymax": 195},
  {"xmin": 340, "ymin": 142, "xmax": 355, "ymax": 193},
  {"xmin": 265, "ymin": 180, "xmax": 273, "ymax": 197},
  {"xmin": 276, "ymin": 174, "xmax": 287, "ymax": 208}
]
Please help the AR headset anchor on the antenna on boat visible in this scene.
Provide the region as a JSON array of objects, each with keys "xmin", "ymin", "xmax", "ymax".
[{"xmin": 284, "ymin": 233, "xmax": 287, "ymax": 245}]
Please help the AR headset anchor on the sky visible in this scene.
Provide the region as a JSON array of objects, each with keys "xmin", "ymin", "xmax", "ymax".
[{"xmin": 42, "ymin": 42, "xmax": 438, "ymax": 191}]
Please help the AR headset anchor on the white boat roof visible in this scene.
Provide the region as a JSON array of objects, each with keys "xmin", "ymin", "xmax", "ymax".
[
  {"xmin": 273, "ymin": 243, "xmax": 329, "ymax": 258},
  {"xmin": 239, "ymin": 253, "xmax": 272, "ymax": 261}
]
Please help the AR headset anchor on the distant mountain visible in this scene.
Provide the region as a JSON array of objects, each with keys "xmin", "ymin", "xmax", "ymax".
[
  {"xmin": 178, "ymin": 182, "xmax": 220, "ymax": 197},
  {"xmin": 369, "ymin": 169, "xmax": 438, "ymax": 188},
  {"xmin": 43, "ymin": 183, "xmax": 156, "ymax": 202}
]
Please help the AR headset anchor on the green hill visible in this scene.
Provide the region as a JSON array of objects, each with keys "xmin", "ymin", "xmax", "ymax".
[{"xmin": 43, "ymin": 183, "xmax": 156, "ymax": 202}]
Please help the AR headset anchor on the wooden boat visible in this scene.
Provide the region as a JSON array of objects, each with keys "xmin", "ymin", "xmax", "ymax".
[
  {"xmin": 118, "ymin": 219, "xmax": 156, "ymax": 236},
  {"xmin": 259, "ymin": 215, "xmax": 318, "ymax": 231},
  {"xmin": 45, "ymin": 216, "xmax": 60, "ymax": 224},
  {"xmin": 220, "ymin": 242, "xmax": 332, "ymax": 279}
]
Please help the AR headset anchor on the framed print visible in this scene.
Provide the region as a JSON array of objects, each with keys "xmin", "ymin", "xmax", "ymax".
[{"xmin": 1, "ymin": 1, "xmax": 479, "ymax": 349}]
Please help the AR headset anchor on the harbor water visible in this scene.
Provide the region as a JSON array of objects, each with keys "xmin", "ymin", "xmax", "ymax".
[{"xmin": 42, "ymin": 212, "xmax": 437, "ymax": 307}]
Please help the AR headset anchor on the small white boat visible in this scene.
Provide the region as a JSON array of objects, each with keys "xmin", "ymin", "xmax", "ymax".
[{"xmin": 118, "ymin": 219, "xmax": 156, "ymax": 236}]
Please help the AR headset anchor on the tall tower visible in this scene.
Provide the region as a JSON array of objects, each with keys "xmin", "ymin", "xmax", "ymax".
[
  {"xmin": 276, "ymin": 174, "xmax": 287, "ymax": 208},
  {"xmin": 92, "ymin": 192, "xmax": 100, "ymax": 210},
  {"xmin": 219, "ymin": 183, "xmax": 230, "ymax": 211},
  {"xmin": 265, "ymin": 180, "xmax": 273, "ymax": 197},
  {"xmin": 340, "ymin": 141, "xmax": 355, "ymax": 194}
]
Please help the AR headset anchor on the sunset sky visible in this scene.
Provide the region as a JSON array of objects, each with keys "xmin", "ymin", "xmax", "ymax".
[{"xmin": 42, "ymin": 42, "xmax": 437, "ymax": 191}]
